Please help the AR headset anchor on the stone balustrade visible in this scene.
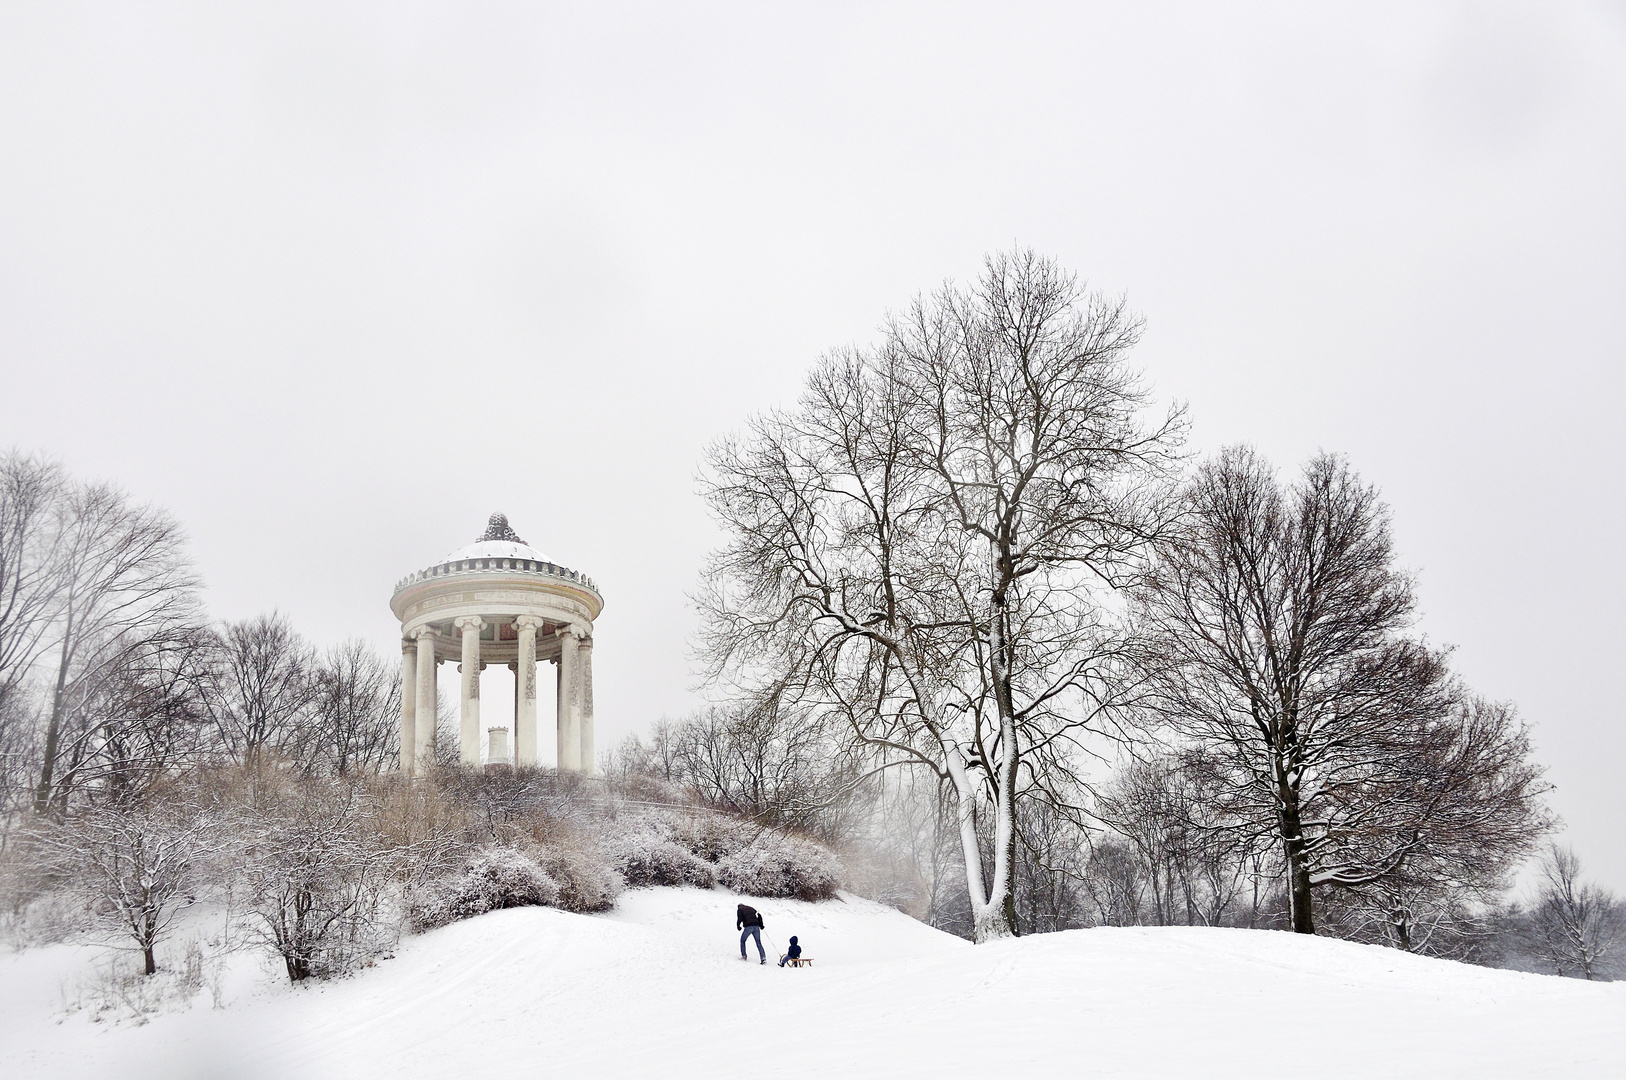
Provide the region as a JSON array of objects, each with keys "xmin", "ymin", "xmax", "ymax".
[{"xmin": 392, "ymin": 557, "xmax": 599, "ymax": 598}]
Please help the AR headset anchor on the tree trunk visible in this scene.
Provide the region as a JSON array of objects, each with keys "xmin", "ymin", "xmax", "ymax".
[
  {"xmin": 945, "ymin": 744, "xmax": 1016, "ymax": 943},
  {"xmin": 33, "ymin": 624, "xmax": 73, "ymax": 813},
  {"xmin": 1278, "ymin": 797, "xmax": 1315, "ymax": 934},
  {"xmin": 995, "ymin": 768, "xmax": 1019, "ymax": 937},
  {"xmin": 1389, "ymin": 902, "xmax": 1413, "ymax": 951},
  {"xmin": 971, "ymin": 597, "xmax": 1020, "ymax": 943},
  {"xmin": 140, "ymin": 903, "xmax": 159, "ymax": 975}
]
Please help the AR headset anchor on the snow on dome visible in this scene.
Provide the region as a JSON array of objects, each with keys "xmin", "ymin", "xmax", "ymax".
[
  {"xmin": 438, "ymin": 513, "xmax": 554, "ymax": 564},
  {"xmin": 439, "ymin": 539, "xmax": 555, "ymax": 564}
]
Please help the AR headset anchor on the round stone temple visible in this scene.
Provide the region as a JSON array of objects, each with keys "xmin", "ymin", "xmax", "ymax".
[{"xmin": 391, "ymin": 514, "xmax": 603, "ymax": 776}]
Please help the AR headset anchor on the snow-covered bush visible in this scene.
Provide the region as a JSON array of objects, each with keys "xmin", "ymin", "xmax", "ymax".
[
  {"xmin": 670, "ymin": 813, "xmax": 754, "ymax": 865},
  {"xmin": 241, "ymin": 779, "xmax": 399, "ymax": 982},
  {"xmin": 412, "ymin": 848, "xmax": 560, "ymax": 931},
  {"xmin": 539, "ymin": 845, "xmax": 623, "ymax": 913},
  {"xmin": 718, "ymin": 835, "xmax": 841, "ymax": 901},
  {"xmin": 607, "ymin": 831, "xmax": 717, "ymax": 890}
]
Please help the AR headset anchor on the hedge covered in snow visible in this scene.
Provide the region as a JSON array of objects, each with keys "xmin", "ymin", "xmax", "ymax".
[
  {"xmin": 717, "ymin": 835, "xmax": 841, "ymax": 901},
  {"xmin": 411, "ymin": 848, "xmax": 561, "ymax": 931},
  {"xmin": 605, "ymin": 830, "xmax": 718, "ymax": 890},
  {"xmin": 601, "ymin": 812, "xmax": 840, "ymax": 901}
]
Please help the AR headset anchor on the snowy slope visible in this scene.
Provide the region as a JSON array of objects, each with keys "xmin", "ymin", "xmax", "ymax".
[{"xmin": 4, "ymin": 887, "xmax": 1623, "ymax": 1079}]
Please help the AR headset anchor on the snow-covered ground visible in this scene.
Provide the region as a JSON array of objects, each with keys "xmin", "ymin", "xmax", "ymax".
[{"xmin": 3, "ymin": 888, "xmax": 1622, "ymax": 1079}]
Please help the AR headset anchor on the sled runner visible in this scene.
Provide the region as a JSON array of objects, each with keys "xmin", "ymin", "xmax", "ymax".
[{"xmin": 783, "ymin": 957, "xmax": 813, "ymax": 967}]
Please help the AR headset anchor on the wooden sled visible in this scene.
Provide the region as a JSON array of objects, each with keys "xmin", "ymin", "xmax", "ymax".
[{"xmin": 784, "ymin": 957, "xmax": 813, "ymax": 967}]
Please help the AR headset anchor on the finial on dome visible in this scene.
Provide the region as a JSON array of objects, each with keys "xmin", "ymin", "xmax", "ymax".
[{"xmin": 480, "ymin": 512, "xmax": 526, "ymax": 544}]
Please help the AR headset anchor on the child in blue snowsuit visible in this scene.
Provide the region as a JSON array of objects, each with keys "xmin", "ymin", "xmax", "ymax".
[{"xmin": 778, "ymin": 936, "xmax": 802, "ymax": 967}]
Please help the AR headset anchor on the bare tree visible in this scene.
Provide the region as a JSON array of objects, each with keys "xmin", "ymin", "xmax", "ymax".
[
  {"xmin": 609, "ymin": 718, "xmax": 714, "ymax": 788},
  {"xmin": 699, "ymin": 250, "xmax": 1183, "ymax": 941},
  {"xmin": 1336, "ymin": 696, "xmax": 1551, "ymax": 953},
  {"xmin": 32, "ymin": 794, "xmax": 215, "ymax": 975},
  {"xmin": 240, "ymin": 776, "xmax": 396, "ymax": 981},
  {"xmin": 309, "ymin": 640, "xmax": 400, "ymax": 776},
  {"xmin": 208, "ymin": 612, "xmax": 315, "ymax": 768},
  {"xmin": 1525, "ymin": 844, "xmax": 1623, "ymax": 980},
  {"xmin": 1097, "ymin": 756, "xmax": 1192, "ymax": 925},
  {"xmin": 63, "ymin": 626, "xmax": 219, "ymax": 802},
  {"xmin": 0, "ymin": 452, "xmax": 67, "ymax": 823},
  {"xmin": 0, "ymin": 451, "xmax": 66, "ymax": 719},
  {"xmin": 1132, "ymin": 448, "xmax": 1547, "ymax": 935},
  {"xmin": 1012, "ymin": 797, "xmax": 1093, "ymax": 933},
  {"xmin": 34, "ymin": 482, "xmax": 199, "ymax": 812},
  {"xmin": 1080, "ymin": 838, "xmax": 1147, "ymax": 926},
  {"xmin": 1095, "ymin": 750, "xmax": 1259, "ymax": 928}
]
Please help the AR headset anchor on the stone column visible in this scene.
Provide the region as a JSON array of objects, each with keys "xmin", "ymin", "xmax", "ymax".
[
  {"xmin": 456, "ymin": 616, "xmax": 484, "ymax": 765},
  {"xmin": 556, "ymin": 628, "xmax": 580, "ymax": 771},
  {"xmin": 413, "ymin": 628, "xmax": 438, "ymax": 775},
  {"xmin": 508, "ymin": 660, "xmax": 519, "ymax": 756},
  {"xmin": 514, "ymin": 616, "xmax": 543, "ymax": 767},
  {"xmin": 577, "ymin": 634, "xmax": 595, "ymax": 776},
  {"xmin": 399, "ymin": 643, "xmax": 417, "ymax": 773}
]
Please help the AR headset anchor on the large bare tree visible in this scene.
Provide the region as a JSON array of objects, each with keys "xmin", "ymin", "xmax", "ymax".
[
  {"xmin": 0, "ymin": 451, "xmax": 66, "ymax": 716},
  {"xmin": 699, "ymin": 250, "xmax": 1183, "ymax": 940},
  {"xmin": 33, "ymin": 481, "xmax": 199, "ymax": 812},
  {"xmin": 0, "ymin": 452, "xmax": 69, "ymax": 818},
  {"xmin": 1132, "ymin": 447, "xmax": 1547, "ymax": 934}
]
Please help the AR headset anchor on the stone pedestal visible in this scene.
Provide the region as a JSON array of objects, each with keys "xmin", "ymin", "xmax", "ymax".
[{"xmin": 487, "ymin": 726, "xmax": 511, "ymax": 765}]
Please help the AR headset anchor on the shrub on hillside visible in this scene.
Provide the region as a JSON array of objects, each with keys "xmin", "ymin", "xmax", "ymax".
[
  {"xmin": 718, "ymin": 836, "xmax": 840, "ymax": 901},
  {"xmin": 607, "ymin": 831, "xmax": 718, "ymax": 889},
  {"xmin": 412, "ymin": 848, "xmax": 560, "ymax": 931},
  {"xmin": 240, "ymin": 778, "xmax": 399, "ymax": 982},
  {"xmin": 669, "ymin": 813, "xmax": 754, "ymax": 864},
  {"xmin": 539, "ymin": 845, "xmax": 623, "ymax": 913}
]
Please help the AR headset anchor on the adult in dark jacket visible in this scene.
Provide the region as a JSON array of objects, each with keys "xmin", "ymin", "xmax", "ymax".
[
  {"xmin": 778, "ymin": 935, "xmax": 802, "ymax": 967},
  {"xmin": 737, "ymin": 903, "xmax": 766, "ymax": 963}
]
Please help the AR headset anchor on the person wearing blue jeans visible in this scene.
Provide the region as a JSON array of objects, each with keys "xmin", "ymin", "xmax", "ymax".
[{"xmin": 737, "ymin": 902, "xmax": 766, "ymax": 963}]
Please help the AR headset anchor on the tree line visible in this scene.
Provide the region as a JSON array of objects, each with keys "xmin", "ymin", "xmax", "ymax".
[{"xmin": 0, "ymin": 451, "xmax": 402, "ymax": 829}]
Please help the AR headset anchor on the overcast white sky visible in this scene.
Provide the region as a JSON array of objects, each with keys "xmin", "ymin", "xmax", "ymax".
[{"xmin": 2, "ymin": 2, "xmax": 1622, "ymax": 885}]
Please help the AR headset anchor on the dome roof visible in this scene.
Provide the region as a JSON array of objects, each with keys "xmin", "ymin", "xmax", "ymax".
[
  {"xmin": 440, "ymin": 538, "xmax": 554, "ymax": 564},
  {"xmin": 439, "ymin": 513, "xmax": 553, "ymax": 565}
]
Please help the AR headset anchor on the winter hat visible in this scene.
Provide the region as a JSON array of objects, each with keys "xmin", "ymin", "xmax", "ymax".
[{"xmin": 790, "ymin": 936, "xmax": 798, "ymax": 944}]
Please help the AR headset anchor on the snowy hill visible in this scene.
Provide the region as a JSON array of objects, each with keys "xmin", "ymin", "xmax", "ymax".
[{"xmin": 4, "ymin": 887, "xmax": 1623, "ymax": 1079}]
